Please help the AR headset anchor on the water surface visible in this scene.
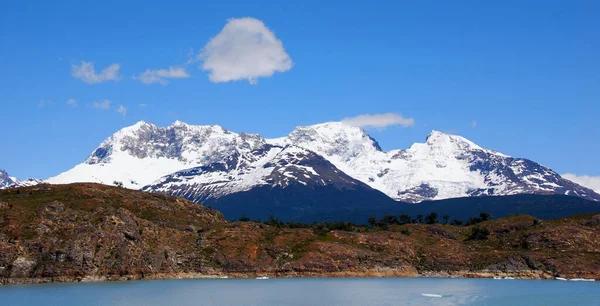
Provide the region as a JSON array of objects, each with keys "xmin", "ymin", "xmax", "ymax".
[{"xmin": 0, "ymin": 278, "xmax": 598, "ymax": 305}]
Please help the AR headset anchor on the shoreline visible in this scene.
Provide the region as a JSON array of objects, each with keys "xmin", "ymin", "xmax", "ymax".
[{"xmin": 2, "ymin": 269, "xmax": 594, "ymax": 286}]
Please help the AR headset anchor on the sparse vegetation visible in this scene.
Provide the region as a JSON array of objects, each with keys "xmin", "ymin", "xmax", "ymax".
[
  {"xmin": 468, "ymin": 226, "xmax": 490, "ymax": 240},
  {"xmin": 2, "ymin": 184, "xmax": 598, "ymax": 284}
]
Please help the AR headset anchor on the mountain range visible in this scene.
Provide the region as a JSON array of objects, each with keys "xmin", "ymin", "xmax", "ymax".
[
  {"xmin": 3, "ymin": 121, "xmax": 599, "ymax": 221},
  {"xmin": 0, "ymin": 169, "xmax": 41, "ymax": 189}
]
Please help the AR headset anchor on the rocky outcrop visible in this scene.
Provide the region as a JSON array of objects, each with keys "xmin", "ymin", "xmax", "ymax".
[{"xmin": 1, "ymin": 183, "xmax": 599, "ymax": 284}]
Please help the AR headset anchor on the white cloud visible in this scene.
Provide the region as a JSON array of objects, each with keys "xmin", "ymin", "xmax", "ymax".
[
  {"xmin": 66, "ymin": 98, "xmax": 77, "ymax": 107},
  {"xmin": 72, "ymin": 61, "xmax": 121, "ymax": 84},
  {"xmin": 562, "ymin": 173, "xmax": 600, "ymax": 193},
  {"xmin": 341, "ymin": 113, "xmax": 415, "ymax": 129},
  {"xmin": 472, "ymin": 120, "xmax": 477, "ymax": 128},
  {"xmin": 92, "ymin": 100, "xmax": 111, "ymax": 110},
  {"xmin": 199, "ymin": 17, "xmax": 293, "ymax": 84},
  {"xmin": 117, "ymin": 105, "xmax": 127, "ymax": 116},
  {"xmin": 139, "ymin": 104, "xmax": 147, "ymax": 108},
  {"xmin": 135, "ymin": 66, "xmax": 190, "ymax": 85}
]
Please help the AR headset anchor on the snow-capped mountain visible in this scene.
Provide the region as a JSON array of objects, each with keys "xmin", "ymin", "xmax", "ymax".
[
  {"xmin": 0, "ymin": 170, "xmax": 18, "ymax": 189},
  {"xmin": 142, "ymin": 144, "xmax": 399, "ymax": 220},
  {"xmin": 143, "ymin": 144, "xmax": 374, "ymax": 202},
  {"xmin": 0, "ymin": 169, "xmax": 42, "ymax": 189},
  {"xmin": 277, "ymin": 122, "xmax": 600, "ymax": 203},
  {"xmin": 47, "ymin": 121, "xmax": 266, "ymax": 189},
  {"xmin": 46, "ymin": 121, "xmax": 600, "ymax": 205}
]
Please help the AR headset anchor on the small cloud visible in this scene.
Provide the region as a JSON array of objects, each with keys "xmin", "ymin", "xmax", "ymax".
[
  {"xmin": 562, "ymin": 173, "xmax": 600, "ymax": 193},
  {"xmin": 199, "ymin": 17, "xmax": 293, "ymax": 84},
  {"xmin": 138, "ymin": 104, "xmax": 147, "ymax": 108},
  {"xmin": 38, "ymin": 99, "xmax": 53, "ymax": 108},
  {"xmin": 72, "ymin": 61, "xmax": 121, "ymax": 84},
  {"xmin": 92, "ymin": 100, "xmax": 111, "ymax": 110},
  {"xmin": 135, "ymin": 66, "xmax": 190, "ymax": 85},
  {"xmin": 66, "ymin": 98, "xmax": 77, "ymax": 107},
  {"xmin": 341, "ymin": 113, "xmax": 415, "ymax": 129},
  {"xmin": 117, "ymin": 105, "xmax": 127, "ymax": 116},
  {"xmin": 472, "ymin": 120, "xmax": 477, "ymax": 128}
]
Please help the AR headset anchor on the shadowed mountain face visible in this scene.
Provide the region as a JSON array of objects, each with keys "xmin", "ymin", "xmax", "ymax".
[
  {"xmin": 142, "ymin": 145, "xmax": 400, "ymax": 221},
  {"xmin": 34, "ymin": 120, "xmax": 599, "ymax": 222}
]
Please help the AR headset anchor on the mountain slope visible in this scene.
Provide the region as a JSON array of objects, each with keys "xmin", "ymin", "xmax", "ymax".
[
  {"xmin": 47, "ymin": 121, "xmax": 268, "ymax": 189},
  {"xmin": 143, "ymin": 145, "xmax": 400, "ymax": 220},
  {"xmin": 280, "ymin": 123, "xmax": 600, "ymax": 203},
  {"xmin": 44, "ymin": 120, "xmax": 600, "ymax": 204}
]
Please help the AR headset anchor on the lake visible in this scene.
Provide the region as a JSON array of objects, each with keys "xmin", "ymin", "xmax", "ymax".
[{"xmin": 0, "ymin": 278, "xmax": 598, "ymax": 305}]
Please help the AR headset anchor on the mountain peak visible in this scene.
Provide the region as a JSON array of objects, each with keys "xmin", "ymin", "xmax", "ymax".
[
  {"xmin": 170, "ymin": 120, "xmax": 188, "ymax": 127},
  {"xmin": 424, "ymin": 130, "xmax": 491, "ymax": 153},
  {"xmin": 284, "ymin": 121, "xmax": 383, "ymax": 162}
]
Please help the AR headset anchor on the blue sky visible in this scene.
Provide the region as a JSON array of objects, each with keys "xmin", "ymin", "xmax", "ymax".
[{"xmin": 1, "ymin": 0, "xmax": 599, "ymax": 184}]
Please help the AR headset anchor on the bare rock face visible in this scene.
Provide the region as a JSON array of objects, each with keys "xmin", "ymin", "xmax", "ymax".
[
  {"xmin": 10, "ymin": 257, "xmax": 36, "ymax": 278},
  {"xmin": 583, "ymin": 214, "xmax": 600, "ymax": 226}
]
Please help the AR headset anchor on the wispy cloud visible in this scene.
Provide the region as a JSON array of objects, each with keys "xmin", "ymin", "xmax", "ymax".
[
  {"xmin": 199, "ymin": 17, "xmax": 293, "ymax": 84},
  {"xmin": 66, "ymin": 98, "xmax": 77, "ymax": 107},
  {"xmin": 72, "ymin": 61, "xmax": 121, "ymax": 84},
  {"xmin": 341, "ymin": 113, "xmax": 415, "ymax": 129},
  {"xmin": 92, "ymin": 99, "xmax": 111, "ymax": 110},
  {"xmin": 139, "ymin": 104, "xmax": 147, "ymax": 108},
  {"xmin": 135, "ymin": 66, "xmax": 190, "ymax": 85},
  {"xmin": 117, "ymin": 104, "xmax": 127, "ymax": 116},
  {"xmin": 38, "ymin": 99, "xmax": 53, "ymax": 108},
  {"xmin": 472, "ymin": 120, "xmax": 477, "ymax": 128},
  {"xmin": 562, "ymin": 173, "xmax": 600, "ymax": 193}
]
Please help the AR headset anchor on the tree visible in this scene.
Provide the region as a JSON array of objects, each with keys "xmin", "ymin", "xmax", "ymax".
[
  {"xmin": 399, "ymin": 214, "xmax": 412, "ymax": 225},
  {"xmin": 450, "ymin": 219, "xmax": 464, "ymax": 226},
  {"xmin": 425, "ymin": 212, "xmax": 438, "ymax": 224},
  {"xmin": 442, "ymin": 214, "xmax": 450, "ymax": 225},
  {"xmin": 368, "ymin": 216, "xmax": 378, "ymax": 227},
  {"xmin": 466, "ymin": 216, "xmax": 482, "ymax": 226},
  {"xmin": 239, "ymin": 216, "xmax": 250, "ymax": 222},
  {"xmin": 480, "ymin": 212, "xmax": 492, "ymax": 222},
  {"xmin": 113, "ymin": 181, "xmax": 124, "ymax": 188},
  {"xmin": 381, "ymin": 215, "xmax": 399, "ymax": 225},
  {"xmin": 416, "ymin": 215, "xmax": 423, "ymax": 224},
  {"xmin": 468, "ymin": 226, "xmax": 490, "ymax": 240}
]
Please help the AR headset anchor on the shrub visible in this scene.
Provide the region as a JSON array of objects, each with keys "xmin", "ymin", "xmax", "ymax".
[
  {"xmin": 480, "ymin": 212, "xmax": 492, "ymax": 222},
  {"xmin": 468, "ymin": 226, "xmax": 490, "ymax": 240},
  {"xmin": 400, "ymin": 229, "xmax": 411, "ymax": 236},
  {"xmin": 399, "ymin": 214, "xmax": 412, "ymax": 225},
  {"xmin": 368, "ymin": 216, "xmax": 378, "ymax": 226},
  {"xmin": 381, "ymin": 215, "xmax": 399, "ymax": 225}
]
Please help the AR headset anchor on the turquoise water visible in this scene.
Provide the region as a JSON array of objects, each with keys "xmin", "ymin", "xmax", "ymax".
[{"xmin": 0, "ymin": 278, "xmax": 598, "ymax": 305}]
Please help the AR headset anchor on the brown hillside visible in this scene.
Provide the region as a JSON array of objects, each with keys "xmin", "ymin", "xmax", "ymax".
[{"xmin": 1, "ymin": 183, "xmax": 599, "ymax": 284}]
